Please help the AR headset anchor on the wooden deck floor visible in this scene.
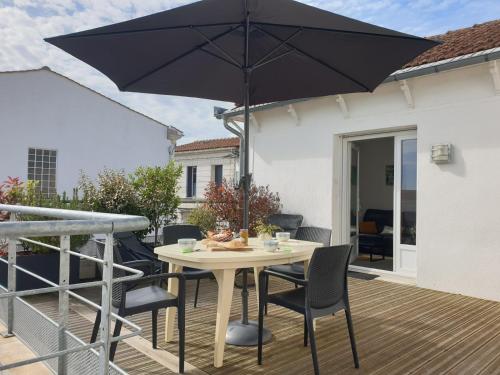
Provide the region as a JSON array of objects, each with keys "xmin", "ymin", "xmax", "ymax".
[{"xmin": 23, "ymin": 274, "xmax": 500, "ymax": 375}]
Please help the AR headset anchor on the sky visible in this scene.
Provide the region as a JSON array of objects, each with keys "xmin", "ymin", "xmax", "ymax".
[{"xmin": 1, "ymin": 0, "xmax": 499, "ymax": 144}]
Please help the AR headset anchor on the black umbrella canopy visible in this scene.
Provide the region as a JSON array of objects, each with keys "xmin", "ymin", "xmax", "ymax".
[{"xmin": 45, "ymin": 0, "xmax": 438, "ymax": 106}]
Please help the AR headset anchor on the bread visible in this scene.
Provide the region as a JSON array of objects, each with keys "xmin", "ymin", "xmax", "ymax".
[{"xmin": 223, "ymin": 239, "xmax": 245, "ymax": 249}]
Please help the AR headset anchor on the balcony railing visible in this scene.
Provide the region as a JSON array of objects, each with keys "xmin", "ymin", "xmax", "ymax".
[{"xmin": 0, "ymin": 204, "xmax": 150, "ymax": 375}]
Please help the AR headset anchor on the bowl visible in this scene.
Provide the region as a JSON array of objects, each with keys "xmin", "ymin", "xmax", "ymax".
[
  {"xmin": 263, "ymin": 239, "xmax": 279, "ymax": 252},
  {"xmin": 178, "ymin": 238, "xmax": 197, "ymax": 253},
  {"xmin": 276, "ymin": 232, "xmax": 291, "ymax": 242}
]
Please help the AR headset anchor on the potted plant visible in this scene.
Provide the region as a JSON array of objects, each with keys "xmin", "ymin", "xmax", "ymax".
[
  {"xmin": 254, "ymin": 220, "xmax": 281, "ymax": 241},
  {"xmin": 0, "ymin": 179, "xmax": 89, "ymax": 291},
  {"xmin": 203, "ymin": 179, "xmax": 281, "ymax": 236}
]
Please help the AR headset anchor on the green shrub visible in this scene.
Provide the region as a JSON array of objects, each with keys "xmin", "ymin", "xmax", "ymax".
[
  {"xmin": 79, "ymin": 168, "xmax": 140, "ymax": 215},
  {"xmin": 187, "ymin": 207, "xmax": 217, "ymax": 236},
  {"xmin": 131, "ymin": 162, "xmax": 183, "ymax": 244}
]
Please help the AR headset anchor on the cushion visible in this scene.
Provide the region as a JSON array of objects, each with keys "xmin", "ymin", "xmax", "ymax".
[
  {"xmin": 381, "ymin": 226, "xmax": 393, "ymax": 235},
  {"xmin": 359, "ymin": 221, "xmax": 378, "ymax": 234}
]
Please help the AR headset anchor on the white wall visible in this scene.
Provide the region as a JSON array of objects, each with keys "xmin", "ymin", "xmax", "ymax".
[
  {"xmin": 0, "ymin": 69, "xmax": 174, "ymax": 195},
  {"xmin": 175, "ymin": 149, "xmax": 238, "ymax": 199},
  {"xmin": 243, "ymin": 61, "xmax": 500, "ymax": 301},
  {"xmin": 356, "ymin": 137, "xmax": 394, "ymax": 214}
]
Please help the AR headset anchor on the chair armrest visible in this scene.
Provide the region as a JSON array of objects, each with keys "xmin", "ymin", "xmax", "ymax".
[
  {"xmin": 262, "ymin": 269, "xmax": 308, "ymax": 286},
  {"xmin": 123, "ymin": 272, "xmax": 185, "ymax": 289},
  {"xmin": 140, "ymin": 272, "xmax": 185, "ymax": 283},
  {"xmin": 122, "ymin": 272, "xmax": 186, "ymax": 305},
  {"xmin": 122, "ymin": 259, "xmax": 154, "ymax": 276}
]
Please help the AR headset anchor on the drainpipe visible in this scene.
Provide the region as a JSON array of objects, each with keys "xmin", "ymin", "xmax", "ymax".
[
  {"xmin": 226, "ymin": 119, "xmax": 244, "ymax": 181},
  {"xmin": 215, "ymin": 107, "xmax": 244, "ymax": 184}
]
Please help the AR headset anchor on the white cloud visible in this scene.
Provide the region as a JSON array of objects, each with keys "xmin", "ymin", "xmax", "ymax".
[{"xmin": 0, "ymin": 0, "xmax": 497, "ymax": 143}]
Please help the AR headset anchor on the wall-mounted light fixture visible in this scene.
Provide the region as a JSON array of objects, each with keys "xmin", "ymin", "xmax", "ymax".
[{"xmin": 431, "ymin": 144, "xmax": 452, "ymax": 163}]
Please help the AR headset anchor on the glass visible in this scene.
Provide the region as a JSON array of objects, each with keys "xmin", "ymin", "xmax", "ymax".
[
  {"xmin": 400, "ymin": 139, "xmax": 417, "ymax": 245},
  {"xmin": 239, "ymin": 229, "xmax": 248, "ymax": 246}
]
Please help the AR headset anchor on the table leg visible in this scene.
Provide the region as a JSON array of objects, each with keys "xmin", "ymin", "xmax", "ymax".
[
  {"xmin": 212, "ymin": 269, "xmax": 235, "ymax": 368},
  {"xmin": 165, "ymin": 263, "xmax": 183, "ymax": 343},
  {"xmin": 253, "ymin": 266, "xmax": 264, "ymax": 308}
]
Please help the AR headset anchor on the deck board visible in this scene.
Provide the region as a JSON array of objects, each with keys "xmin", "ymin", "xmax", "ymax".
[{"xmin": 21, "ymin": 275, "xmax": 500, "ymax": 375}]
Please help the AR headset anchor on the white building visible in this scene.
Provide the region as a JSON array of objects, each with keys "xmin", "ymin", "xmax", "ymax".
[
  {"xmin": 174, "ymin": 138, "xmax": 239, "ymax": 221},
  {"xmin": 0, "ymin": 67, "xmax": 183, "ymax": 196},
  {"xmin": 220, "ymin": 20, "xmax": 500, "ymax": 302}
]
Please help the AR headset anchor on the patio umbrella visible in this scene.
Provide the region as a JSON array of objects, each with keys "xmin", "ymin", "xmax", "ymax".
[{"xmin": 45, "ymin": 0, "xmax": 438, "ymax": 345}]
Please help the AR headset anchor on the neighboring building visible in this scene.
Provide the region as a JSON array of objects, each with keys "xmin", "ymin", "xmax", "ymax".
[
  {"xmin": 175, "ymin": 137, "xmax": 240, "ymax": 221},
  {"xmin": 219, "ymin": 20, "xmax": 500, "ymax": 302},
  {"xmin": 0, "ymin": 67, "xmax": 183, "ymax": 196}
]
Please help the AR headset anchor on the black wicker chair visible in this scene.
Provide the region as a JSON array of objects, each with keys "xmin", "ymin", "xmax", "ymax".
[
  {"xmin": 91, "ymin": 241, "xmax": 186, "ymax": 373},
  {"xmin": 268, "ymin": 226, "xmax": 332, "ymax": 278},
  {"xmin": 268, "ymin": 214, "xmax": 303, "ymax": 238},
  {"xmin": 265, "ymin": 227, "xmax": 331, "ymax": 314},
  {"xmin": 258, "ymin": 245, "xmax": 359, "ymax": 375},
  {"xmin": 163, "ymin": 225, "xmax": 213, "ymax": 308}
]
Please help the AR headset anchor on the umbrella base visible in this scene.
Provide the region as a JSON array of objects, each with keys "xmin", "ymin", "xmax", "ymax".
[{"xmin": 225, "ymin": 320, "xmax": 272, "ymax": 346}]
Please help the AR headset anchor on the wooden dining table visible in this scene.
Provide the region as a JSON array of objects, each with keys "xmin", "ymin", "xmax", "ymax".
[{"xmin": 154, "ymin": 237, "xmax": 322, "ymax": 368}]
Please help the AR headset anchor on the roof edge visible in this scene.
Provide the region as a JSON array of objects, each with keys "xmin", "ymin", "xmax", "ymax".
[
  {"xmin": 220, "ymin": 47, "xmax": 500, "ymax": 119},
  {"xmin": 0, "ymin": 66, "xmax": 184, "ymax": 138}
]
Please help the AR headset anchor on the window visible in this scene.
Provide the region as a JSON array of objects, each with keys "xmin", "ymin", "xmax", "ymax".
[
  {"xmin": 27, "ymin": 148, "xmax": 57, "ymax": 197},
  {"xmin": 186, "ymin": 166, "xmax": 197, "ymax": 198},
  {"xmin": 214, "ymin": 165, "xmax": 223, "ymax": 186}
]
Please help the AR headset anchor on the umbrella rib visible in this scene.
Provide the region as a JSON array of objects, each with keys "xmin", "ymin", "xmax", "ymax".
[
  {"xmin": 252, "ymin": 49, "xmax": 295, "ymax": 71},
  {"xmin": 250, "ymin": 28, "xmax": 303, "ymax": 70},
  {"xmin": 253, "ymin": 22, "xmax": 435, "ymax": 43},
  {"xmin": 120, "ymin": 24, "xmax": 242, "ymax": 91},
  {"xmin": 200, "ymin": 48, "xmax": 242, "ymax": 69},
  {"xmin": 254, "ymin": 25, "xmax": 372, "ymax": 92},
  {"xmin": 191, "ymin": 27, "xmax": 242, "ymax": 68},
  {"xmin": 44, "ymin": 22, "xmax": 242, "ymax": 41}
]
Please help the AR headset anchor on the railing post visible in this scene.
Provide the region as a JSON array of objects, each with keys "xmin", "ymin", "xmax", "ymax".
[
  {"xmin": 58, "ymin": 235, "xmax": 70, "ymax": 374},
  {"xmin": 2, "ymin": 212, "xmax": 17, "ymax": 338},
  {"xmin": 98, "ymin": 233, "xmax": 114, "ymax": 375}
]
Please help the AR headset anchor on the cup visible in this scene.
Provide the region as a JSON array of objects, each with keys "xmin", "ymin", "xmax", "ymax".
[
  {"xmin": 178, "ymin": 238, "xmax": 196, "ymax": 253},
  {"xmin": 276, "ymin": 232, "xmax": 291, "ymax": 242},
  {"xmin": 263, "ymin": 239, "xmax": 279, "ymax": 252}
]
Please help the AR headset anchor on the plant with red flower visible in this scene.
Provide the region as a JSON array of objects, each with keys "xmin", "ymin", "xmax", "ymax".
[{"xmin": 203, "ymin": 180, "xmax": 281, "ymax": 236}]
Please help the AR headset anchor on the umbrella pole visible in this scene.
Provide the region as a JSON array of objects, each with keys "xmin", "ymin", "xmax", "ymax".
[{"xmin": 226, "ymin": 5, "xmax": 271, "ymax": 346}]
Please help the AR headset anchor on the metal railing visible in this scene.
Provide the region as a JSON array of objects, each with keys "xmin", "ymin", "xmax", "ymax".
[{"xmin": 0, "ymin": 204, "xmax": 150, "ymax": 375}]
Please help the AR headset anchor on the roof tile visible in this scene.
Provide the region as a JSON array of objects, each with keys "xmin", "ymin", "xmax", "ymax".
[
  {"xmin": 176, "ymin": 137, "xmax": 239, "ymax": 152},
  {"xmin": 406, "ymin": 19, "xmax": 500, "ymax": 68}
]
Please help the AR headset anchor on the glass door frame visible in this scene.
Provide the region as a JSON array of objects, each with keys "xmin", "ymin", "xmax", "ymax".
[
  {"xmin": 394, "ymin": 132, "xmax": 418, "ymax": 276},
  {"xmin": 338, "ymin": 129, "xmax": 417, "ymax": 277}
]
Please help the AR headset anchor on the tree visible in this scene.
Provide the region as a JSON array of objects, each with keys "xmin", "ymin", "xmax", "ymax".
[
  {"xmin": 131, "ymin": 162, "xmax": 183, "ymax": 244},
  {"xmin": 204, "ymin": 180, "xmax": 281, "ymax": 236}
]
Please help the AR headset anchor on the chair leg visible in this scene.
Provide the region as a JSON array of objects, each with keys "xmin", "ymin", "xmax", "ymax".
[
  {"xmin": 345, "ymin": 306, "xmax": 360, "ymax": 369},
  {"xmin": 258, "ymin": 286, "xmax": 265, "ymax": 365},
  {"xmin": 90, "ymin": 310, "xmax": 101, "ymax": 343},
  {"xmin": 264, "ymin": 278, "xmax": 269, "ymax": 315},
  {"xmin": 109, "ymin": 318, "xmax": 123, "ymax": 362},
  {"xmin": 306, "ymin": 311, "xmax": 320, "ymax": 375},
  {"xmin": 194, "ymin": 279, "xmax": 201, "ymax": 308},
  {"xmin": 178, "ymin": 303, "xmax": 185, "ymax": 373},
  {"xmin": 304, "ymin": 315, "xmax": 308, "ymax": 347},
  {"xmin": 152, "ymin": 309, "xmax": 158, "ymax": 349}
]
